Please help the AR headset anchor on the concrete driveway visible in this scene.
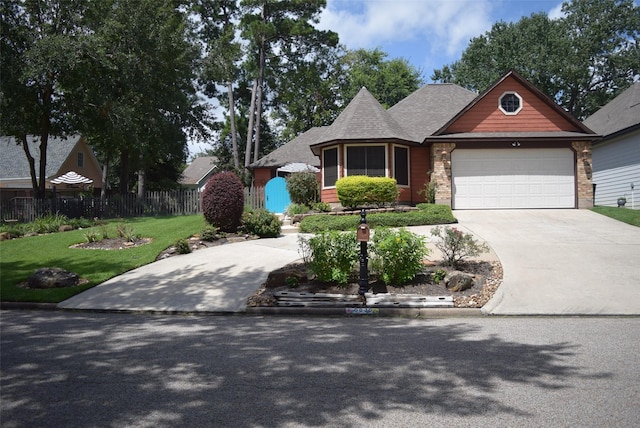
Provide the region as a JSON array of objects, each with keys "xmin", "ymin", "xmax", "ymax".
[{"xmin": 454, "ymin": 210, "xmax": 640, "ymax": 315}]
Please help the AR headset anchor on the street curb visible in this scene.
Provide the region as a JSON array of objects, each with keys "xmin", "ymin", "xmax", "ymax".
[
  {"xmin": 1, "ymin": 302, "xmax": 59, "ymax": 311},
  {"xmin": 245, "ymin": 306, "xmax": 484, "ymax": 318}
]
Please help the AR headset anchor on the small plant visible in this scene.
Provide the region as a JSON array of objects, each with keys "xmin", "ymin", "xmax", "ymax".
[
  {"xmin": 242, "ymin": 209, "xmax": 282, "ymax": 238},
  {"xmin": 430, "ymin": 226, "xmax": 490, "ymax": 269},
  {"xmin": 432, "ymin": 268, "xmax": 447, "ymax": 284},
  {"xmin": 30, "ymin": 213, "xmax": 70, "ymax": 234},
  {"xmin": 418, "ymin": 179, "xmax": 437, "ymax": 204},
  {"xmin": 285, "ymin": 276, "xmax": 299, "ymax": 288},
  {"xmin": 116, "ymin": 224, "xmax": 138, "ymax": 242},
  {"xmin": 83, "ymin": 228, "xmax": 101, "ymax": 243},
  {"xmin": 174, "ymin": 238, "xmax": 192, "ymax": 254},
  {"xmin": 311, "ymin": 202, "xmax": 331, "ymax": 212},
  {"xmin": 286, "ymin": 203, "xmax": 310, "ymax": 216},
  {"xmin": 201, "ymin": 225, "xmax": 219, "ymax": 241},
  {"xmin": 370, "ymin": 227, "xmax": 430, "ymax": 285},
  {"xmin": 298, "ymin": 231, "xmax": 359, "ymax": 285},
  {"xmin": 100, "ymin": 224, "xmax": 111, "ymax": 239}
]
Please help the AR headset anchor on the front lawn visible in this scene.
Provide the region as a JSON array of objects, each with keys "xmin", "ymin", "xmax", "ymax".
[
  {"xmin": 0, "ymin": 215, "xmax": 206, "ymax": 303},
  {"xmin": 591, "ymin": 206, "xmax": 640, "ymax": 227}
]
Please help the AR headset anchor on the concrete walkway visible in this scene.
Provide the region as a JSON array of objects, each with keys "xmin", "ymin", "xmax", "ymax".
[
  {"xmin": 455, "ymin": 210, "xmax": 640, "ymax": 315},
  {"xmin": 59, "ymin": 210, "xmax": 640, "ymax": 316}
]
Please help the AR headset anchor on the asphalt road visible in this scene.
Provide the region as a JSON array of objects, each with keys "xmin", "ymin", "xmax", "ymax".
[{"xmin": 1, "ymin": 311, "xmax": 639, "ymax": 427}]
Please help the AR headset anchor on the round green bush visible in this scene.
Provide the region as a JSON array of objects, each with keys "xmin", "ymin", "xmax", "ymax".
[
  {"xmin": 201, "ymin": 171, "xmax": 245, "ymax": 232},
  {"xmin": 242, "ymin": 209, "xmax": 282, "ymax": 238},
  {"xmin": 286, "ymin": 172, "xmax": 319, "ymax": 205}
]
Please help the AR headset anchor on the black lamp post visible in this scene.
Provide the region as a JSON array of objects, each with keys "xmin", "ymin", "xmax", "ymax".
[{"xmin": 357, "ymin": 209, "xmax": 370, "ymax": 296}]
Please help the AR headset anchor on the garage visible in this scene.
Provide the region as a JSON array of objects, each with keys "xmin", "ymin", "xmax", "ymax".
[{"xmin": 451, "ymin": 148, "xmax": 575, "ymax": 209}]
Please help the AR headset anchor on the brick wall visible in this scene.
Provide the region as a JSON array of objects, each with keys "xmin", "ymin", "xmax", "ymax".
[
  {"xmin": 431, "ymin": 142, "xmax": 456, "ymax": 206},
  {"xmin": 572, "ymin": 140, "xmax": 594, "ymax": 208}
]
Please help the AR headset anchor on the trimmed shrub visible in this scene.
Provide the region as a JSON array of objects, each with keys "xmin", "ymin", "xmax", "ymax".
[
  {"xmin": 286, "ymin": 172, "xmax": 319, "ymax": 205},
  {"xmin": 335, "ymin": 176, "xmax": 399, "ymax": 209},
  {"xmin": 242, "ymin": 209, "xmax": 282, "ymax": 238},
  {"xmin": 174, "ymin": 238, "xmax": 191, "ymax": 254},
  {"xmin": 298, "ymin": 231, "xmax": 359, "ymax": 285},
  {"xmin": 201, "ymin": 171, "xmax": 245, "ymax": 232},
  {"xmin": 299, "ymin": 205, "xmax": 456, "ymax": 233},
  {"xmin": 200, "ymin": 225, "xmax": 219, "ymax": 241},
  {"xmin": 370, "ymin": 228, "xmax": 429, "ymax": 285}
]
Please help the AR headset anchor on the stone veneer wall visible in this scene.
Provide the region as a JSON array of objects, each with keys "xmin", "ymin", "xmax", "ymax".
[
  {"xmin": 572, "ymin": 140, "xmax": 594, "ymax": 209},
  {"xmin": 431, "ymin": 142, "xmax": 456, "ymax": 207}
]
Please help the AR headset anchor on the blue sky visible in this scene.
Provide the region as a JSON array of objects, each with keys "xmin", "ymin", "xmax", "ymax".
[{"xmin": 316, "ymin": 0, "xmax": 567, "ymax": 81}]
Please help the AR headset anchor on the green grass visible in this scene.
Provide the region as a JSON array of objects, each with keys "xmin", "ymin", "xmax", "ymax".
[
  {"xmin": 591, "ymin": 206, "xmax": 640, "ymax": 227},
  {"xmin": 0, "ymin": 215, "xmax": 206, "ymax": 303}
]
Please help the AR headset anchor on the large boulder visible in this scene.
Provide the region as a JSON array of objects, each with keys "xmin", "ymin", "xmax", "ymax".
[
  {"xmin": 445, "ymin": 271, "xmax": 475, "ymax": 292},
  {"xmin": 27, "ymin": 267, "xmax": 81, "ymax": 289}
]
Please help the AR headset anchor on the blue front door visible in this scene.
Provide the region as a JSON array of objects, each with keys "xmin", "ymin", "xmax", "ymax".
[{"xmin": 265, "ymin": 177, "xmax": 291, "ymax": 213}]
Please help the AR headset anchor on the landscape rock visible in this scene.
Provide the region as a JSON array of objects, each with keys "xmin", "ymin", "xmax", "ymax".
[
  {"xmin": 0, "ymin": 232, "xmax": 12, "ymax": 241},
  {"xmin": 445, "ymin": 271, "xmax": 475, "ymax": 292},
  {"xmin": 27, "ymin": 267, "xmax": 81, "ymax": 289},
  {"xmin": 59, "ymin": 225, "xmax": 73, "ymax": 232}
]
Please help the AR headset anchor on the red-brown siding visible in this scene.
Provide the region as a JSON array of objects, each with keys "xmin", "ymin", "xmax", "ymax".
[{"xmin": 446, "ymin": 77, "xmax": 582, "ymax": 134}]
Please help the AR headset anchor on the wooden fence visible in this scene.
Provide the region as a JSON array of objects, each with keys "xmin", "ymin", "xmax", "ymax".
[{"xmin": 1, "ymin": 187, "xmax": 265, "ymax": 222}]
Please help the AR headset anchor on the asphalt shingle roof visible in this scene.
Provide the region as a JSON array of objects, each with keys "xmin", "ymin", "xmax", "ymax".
[
  {"xmin": 583, "ymin": 83, "xmax": 640, "ymax": 137},
  {"xmin": 315, "ymin": 87, "xmax": 417, "ymax": 144},
  {"xmin": 0, "ymin": 135, "xmax": 82, "ymax": 180},
  {"xmin": 179, "ymin": 156, "xmax": 217, "ymax": 185},
  {"xmin": 388, "ymin": 83, "xmax": 477, "ymax": 141},
  {"xmin": 250, "ymin": 127, "xmax": 326, "ymax": 168}
]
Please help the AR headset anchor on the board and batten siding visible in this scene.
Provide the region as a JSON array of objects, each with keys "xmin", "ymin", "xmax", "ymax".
[{"xmin": 592, "ymin": 131, "xmax": 640, "ymax": 208}]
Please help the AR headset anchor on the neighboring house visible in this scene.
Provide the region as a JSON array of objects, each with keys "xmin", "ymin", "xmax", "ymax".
[
  {"xmin": 250, "ymin": 127, "xmax": 325, "ymax": 187},
  {"xmin": 0, "ymin": 135, "xmax": 102, "ymax": 203},
  {"xmin": 583, "ymin": 83, "xmax": 640, "ymax": 209},
  {"xmin": 258, "ymin": 70, "xmax": 598, "ymax": 209},
  {"xmin": 179, "ymin": 156, "xmax": 217, "ymax": 191}
]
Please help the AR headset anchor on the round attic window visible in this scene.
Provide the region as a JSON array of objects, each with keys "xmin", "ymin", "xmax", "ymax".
[{"xmin": 499, "ymin": 92, "xmax": 522, "ymax": 115}]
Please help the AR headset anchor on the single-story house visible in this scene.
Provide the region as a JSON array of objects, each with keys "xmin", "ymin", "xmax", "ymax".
[
  {"xmin": 0, "ymin": 135, "xmax": 103, "ymax": 203},
  {"xmin": 179, "ymin": 156, "xmax": 218, "ymax": 191},
  {"xmin": 250, "ymin": 126, "xmax": 325, "ymax": 187},
  {"xmin": 583, "ymin": 83, "xmax": 640, "ymax": 209},
  {"xmin": 255, "ymin": 70, "xmax": 599, "ymax": 209}
]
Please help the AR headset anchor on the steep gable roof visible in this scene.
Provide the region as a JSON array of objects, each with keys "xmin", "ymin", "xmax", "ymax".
[
  {"xmin": 314, "ymin": 87, "xmax": 417, "ymax": 146},
  {"xmin": 433, "ymin": 70, "xmax": 595, "ymax": 137},
  {"xmin": 0, "ymin": 135, "xmax": 85, "ymax": 180},
  {"xmin": 179, "ymin": 156, "xmax": 217, "ymax": 185},
  {"xmin": 251, "ymin": 127, "xmax": 325, "ymax": 169},
  {"xmin": 388, "ymin": 83, "xmax": 477, "ymax": 140},
  {"xmin": 583, "ymin": 82, "xmax": 640, "ymax": 138}
]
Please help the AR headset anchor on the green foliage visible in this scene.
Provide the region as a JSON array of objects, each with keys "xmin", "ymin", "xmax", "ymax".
[
  {"xmin": 29, "ymin": 214, "xmax": 71, "ymax": 234},
  {"xmin": 336, "ymin": 176, "xmax": 399, "ymax": 209},
  {"xmin": 286, "ymin": 203, "xmax": 311, "ymax": 216},
  {"xmin": 200, "ymin": 225, "xmax": 219, "ymax": 241},
  {"xmin": 370, "ymin": 228, "xmax": 429, "ymax": 285},
  {"xmin": 174, "ymin": 238, "xmax": 191, "ymax": 254},
  {"xmin": 241, "ymin": 209, "xmax": 281, "ymax": 238},
  {"xmin": 286, "ymin": 172, "xmax": 319, "ymax": 205},
  {"xmin": 430, "ymin": 226, "xmax": 490, "ymax": 269},
  {"xmin": 432, "ymin": 268, "xmax": 447, "ymax": 284},
  {"xmin": 83, "ymin": 228, "xmax": 101, "ymax": 243},
  {"xmin": 311, "ymin": 202, "xmax": 332, "ymax": 212},
  {"xmin": 418, "ymin": 180, "xmax": 437, "ymax": 204},
  {"xmin": 201, "ymin": 171, "xmax": 245, "ymax": 232},
  {"xmin": 299, "ymin": 205, "xmax": 456, "ymax": 233},
  {"xmin": 298, "ymin": 231, "xmax": 359, "ymax": 285},
  {"xmin": 432, "ymin": 0, "xmax": 640, "ymax": 119},
  {"xmin": 115, "ymin": 224, "xmax": 138, "ymax": 242}
]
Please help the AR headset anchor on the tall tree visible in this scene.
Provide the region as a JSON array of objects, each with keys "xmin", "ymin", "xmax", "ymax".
[
  {"xmin": 0, "ymin": 0, "xmax": 89, "ymax": 198},
  {"xmin": 239, "ymin": 0, "xmax": 338, "ymax": 167},
  {"xmin": 431, "ymin": 0, "xmax": 640, "ymax": 118}
]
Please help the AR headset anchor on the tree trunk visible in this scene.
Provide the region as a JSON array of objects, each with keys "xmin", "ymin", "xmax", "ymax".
[
  {"xmin": 101, "ymin": 159, "xmax": 108, "ymax": 199},
  {"xmin": 20, "ymin": 134, "xmax": 39, "ymax": 196},
  {"xmin": 227, "ymin": 81, "xmax": 239, "ymax": 169},
  {"xmin": 252, "ymin": 6, "xmax": 267, "ymax": 164},
  {"xmin": 119, "ymin": 149, "xmax": 129, "ymax": 194},
  {"xmin": 244, "ymin": 79, "xmax": 258, "ymax": 168}
]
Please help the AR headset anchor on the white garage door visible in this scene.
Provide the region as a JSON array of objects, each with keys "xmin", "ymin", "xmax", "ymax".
[{"xmin": 451, "ymin": 148, "xmax": 575, "ymax": 209}]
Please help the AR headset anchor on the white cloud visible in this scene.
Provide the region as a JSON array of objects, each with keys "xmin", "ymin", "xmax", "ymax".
[
  {"xmin": 318, "ymin": 0, "xmax": 493, "ymax": 56},
  {"xmin": 547, "ymin": 2, "xmax": 566, "ymax": 20}
]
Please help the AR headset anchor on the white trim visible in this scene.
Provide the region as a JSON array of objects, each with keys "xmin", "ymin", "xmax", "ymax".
[{"xmin": 499, "ymin": 91, "xmax": 523, "ymax": 115}]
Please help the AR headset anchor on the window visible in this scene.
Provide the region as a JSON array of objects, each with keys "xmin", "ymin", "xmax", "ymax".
[
  {"xmin": 393, "ymin": 146, "xmax": 409, "ymax": 186},
  {"xmin": 499, "ymin": 91, "xmax": 522, "ymax": 115},
  {"xmin": 77, "ymin": 152, "xmax": 84, "ymax": 168},
  {"xmin": 323, "ymin": 147, "xmax": 338, "ymax": 187},
  {"xmin": 346, "ymin": 146, "xmax": 385, "ymax": 177}
]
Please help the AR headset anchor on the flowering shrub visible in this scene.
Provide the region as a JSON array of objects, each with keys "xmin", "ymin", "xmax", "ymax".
[
  {"xmin": 298, "ymin": 231, "xmax": 358, "ymax": 285},
  {"xmin": 430, "ymin": 226, "xmax": 490, "ymax": 268},
  {"xmin": 370, "ymin": 228, "xmax": 429, "ymax": 285}
]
